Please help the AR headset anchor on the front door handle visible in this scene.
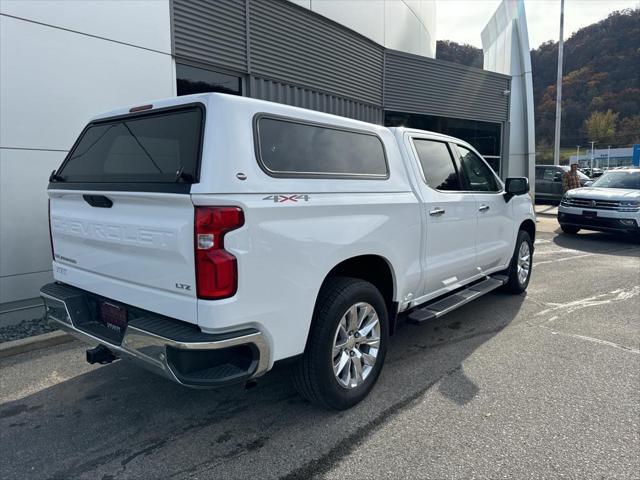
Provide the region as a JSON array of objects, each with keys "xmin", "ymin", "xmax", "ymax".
[
  {"xmin": 479, "ymin": 205, "xmax": 490, "ymax": 212},
  {"xmin": 429, "ymin": 207, "xmax": 446, "ymax": 216}
]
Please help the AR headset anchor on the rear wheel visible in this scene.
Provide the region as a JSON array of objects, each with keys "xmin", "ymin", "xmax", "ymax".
[
  {"xmin": 560, "ymin": 224, "xmax": 580, "ymax": 234},
  {"xmin": 501, "ymin": 230, "xmax": 533, "ymax": 294},
  {"xmin": 292, "ymin": 277, "xmax": 388, "ymax": 410}
]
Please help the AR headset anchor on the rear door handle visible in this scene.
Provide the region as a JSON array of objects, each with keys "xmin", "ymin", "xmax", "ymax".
[
  {"xmin": 479, "ymin": 205, "xmax": 490, "ymax": 212},
  {"xmin": 429, "ymin": 208, "xmax": 446, "ymax": 216}
]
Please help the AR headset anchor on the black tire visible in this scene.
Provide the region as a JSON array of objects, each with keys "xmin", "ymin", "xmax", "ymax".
[
  {"xmin": 501, "ymin": 230, "xmax": 533, "ymax": 294},
  {"xmin": 292, "ymin": 277, "xmax": 389, "ymax": 410},
  {"xmin": 560, "ymin": 224, "xmax": 580, "ymax": 234}
]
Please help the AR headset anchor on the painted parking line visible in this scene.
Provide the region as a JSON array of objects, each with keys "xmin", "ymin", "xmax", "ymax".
[
  {"xmin": 534, "ymin": 252, "xmax": 597, "ymax": 266},
  {"xmin": 535, "ymin": 286, "xmax": 640, "ymax": 317},
  {"xmin": 538, "ymin": 324, "xmax": 640, "ymax": 355},
  {"xmin": 531, "ymin": 286, "xmax": 640, "ymax": 355}
]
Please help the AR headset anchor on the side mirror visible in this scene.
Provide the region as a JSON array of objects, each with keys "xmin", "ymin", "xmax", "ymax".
[
  {"xmin": 553, "ymin": 172, "xmax": 563, "ymax": 182},
  {"xmin": 584, "ymin": 180, "xmax": 594, "ymax": 187},
  {"xmin": 504, "ymin": 177, "xmax": 529, "ymax": 202}
]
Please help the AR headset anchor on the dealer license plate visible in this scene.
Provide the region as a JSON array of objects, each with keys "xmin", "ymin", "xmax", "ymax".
[{"xmin": 99, "ymin": 301, "xmax": 128, "ymax": 333}]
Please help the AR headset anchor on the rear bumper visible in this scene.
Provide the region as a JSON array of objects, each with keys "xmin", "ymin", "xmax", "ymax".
[{"xmin": 40, "ymin": 282, "xmax": 269, "ymax": 388}]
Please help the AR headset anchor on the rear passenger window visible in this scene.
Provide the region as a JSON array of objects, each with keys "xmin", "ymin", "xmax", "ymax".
[
  {"xmin": 412, "ymin": 139, "xmax": 462, "ymax": 191},
  {"xmin": 255, "ymin": 117, "xmax": 388, "ymax": 178}
]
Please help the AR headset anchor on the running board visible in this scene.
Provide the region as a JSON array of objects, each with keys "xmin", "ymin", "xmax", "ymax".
[{"xmin": 406, "ymin": 275, "xmax": 508, "ymax": 325}]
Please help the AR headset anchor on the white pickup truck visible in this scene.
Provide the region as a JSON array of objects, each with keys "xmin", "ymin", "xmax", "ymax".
[{"xmin": 42, "ymin": 93, "xmax": 535, "ymax": 409}]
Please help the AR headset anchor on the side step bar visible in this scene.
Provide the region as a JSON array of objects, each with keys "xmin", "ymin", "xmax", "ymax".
[{"xmin": 406, "ymin": 275, "xmax": 508, "ymax": 325}]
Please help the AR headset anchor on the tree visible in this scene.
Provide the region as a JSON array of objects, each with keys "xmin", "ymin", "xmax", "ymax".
[
  {"xmin": 584, "ymin": 110, "xmax": 618, "ymax": 144},
  {"xmin": 439, "ymin": 9, "xmax": 639, "ymax": 149},
  {"xmin": 617, "ymin": 116, "xmax": 640, "ymax": 145},
  {"xmin": 435, "ymin": 40, "xmax": 483, "ymax": 68},
  {"xmin": 530, "ymin": 8, "xmax": 639, "ymax": 147}
]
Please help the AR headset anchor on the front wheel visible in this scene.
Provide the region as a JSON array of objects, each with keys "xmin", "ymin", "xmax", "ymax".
[
  {"xmin": 501, "ymin": 230, "xmax": 533, "ymax": 294},
  {"xmin": 560, "ymin": 224, "xmax": 580, "ymax": 234},
  {"xmin": 292, "ymin": 277, "xmax": 389, "ymax": 410}
]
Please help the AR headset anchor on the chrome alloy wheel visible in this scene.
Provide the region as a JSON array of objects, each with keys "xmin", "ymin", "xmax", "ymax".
[
  {"xmin": 332, "ymin": 302, "xmax": 381, "ymax": 389},
  {"xmin": 517, "ymin": 241, "xmax": 531, "ymax": 285}
]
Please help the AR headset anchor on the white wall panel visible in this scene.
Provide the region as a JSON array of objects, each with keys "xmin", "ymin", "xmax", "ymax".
[
  {"xmin": 482, "ymin": 0, "xmax": 535, "ymax": 182},
  {"xmin": 0, "ymin": 0, "xmax": 171, "ymax": 53},
  {"xmin": 293, "ymin": 0, "xmax": 436, "ymax": 58},
  {"xmin": 288, "ymin": 0, "xmax": 311, "ymax": 8},
  {"xmin": 384, "ymin": 0, "xmax": 423, "ymax": 56},
  {"xmin": 0, "ymin": 149, "xmax": 63, "ymax": 302},
  {"xmin": 417, "ymin": 0, "xmax": 437, "ymax": 57},
  {"xmin": 311, "ymin": 1, "xmax": 385, "ymax": 45},
  {"xmin": 0, "ymin": 11, "xmax": 175, "ymax": 308},
  {"xmin": 0, "ymin": 15, "xmax": 174, "ymax": 151},
  {"xmin": 0, "ymin": 271, "xmax": 53, "ymax": 305}
]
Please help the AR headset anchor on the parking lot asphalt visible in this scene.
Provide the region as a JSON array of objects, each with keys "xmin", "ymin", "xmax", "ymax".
[{"xmin": 1, "ymin": 217, "xmax": 639, "ymax": 480}]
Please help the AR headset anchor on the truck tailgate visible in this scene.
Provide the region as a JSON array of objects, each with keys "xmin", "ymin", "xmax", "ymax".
[{"xmin": 49, "ymin": 190, "xmax": 198, "ymax": 322}]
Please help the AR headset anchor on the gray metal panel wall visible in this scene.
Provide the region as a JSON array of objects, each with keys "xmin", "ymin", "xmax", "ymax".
[
  {"xmin": 384, "ymin": 50, "xmax": 511, "ymax": 123},
  {"xmin": 248, "ymin": 0, "xmax": 384, "ymax": 106},
  {"xmin": 250, "ymin": 77, "xmax": 383, "ymax": 124},
  {"xmin": 173, "ymin": 0, "xmax": 247, "ymax": 72}
]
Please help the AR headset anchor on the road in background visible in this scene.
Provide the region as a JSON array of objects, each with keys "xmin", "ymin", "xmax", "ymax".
[{"xmin": 1, "ymin": 216, "xmax": 638, "ymax": 480}]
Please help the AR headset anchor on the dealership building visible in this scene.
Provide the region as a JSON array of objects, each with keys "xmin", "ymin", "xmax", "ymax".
[
  {"xmin": 570, "ymin": 145, "xmax": 640, "ymax": 169},
  {"xmin": 0, "ymin": 0, "xmax": 534, "ymax": 322}
]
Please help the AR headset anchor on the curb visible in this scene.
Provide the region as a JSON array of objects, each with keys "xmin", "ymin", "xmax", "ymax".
[
  {"xmin": 535, "ymin": 209, "xmax": 558, "ymax": 218},
  {"xmin": 0, "ymin": 331, "xmax": 73, "ymax": 360}
]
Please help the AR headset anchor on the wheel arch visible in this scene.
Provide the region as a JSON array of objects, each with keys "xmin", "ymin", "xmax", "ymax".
[
  {"xmin": 519, "ymin": 218, "xmax": 536, "ymax": 243},
  {"xmin": 317, "ymin": 254, "xmax": 398, "ymax": 335}
]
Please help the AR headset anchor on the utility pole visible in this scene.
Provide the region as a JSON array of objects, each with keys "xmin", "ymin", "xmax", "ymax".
[
  {"xmin": 576, "ymin": 145, "xmax": 580, "ymax": 166},
  {"xmin": 553, "ymin": 0, "xmax": 565, "ymax": 166},
  {"xmin": 590, "ymin": 141, "xmax": 595, "ymax": 173},
  {"xmin": 607, "ymin": 145, "xmax": 611, "ymax": 170}
]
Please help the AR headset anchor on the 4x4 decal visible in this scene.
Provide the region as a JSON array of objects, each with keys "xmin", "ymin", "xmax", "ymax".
[{"xmin": 263, "ymin": 194, "xmax": 310, "ymax": 203}]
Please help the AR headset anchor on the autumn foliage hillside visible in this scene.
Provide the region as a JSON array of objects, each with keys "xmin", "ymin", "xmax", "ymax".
[{"xmin": 436, "ymin": 9, "xmax": 639, "ymax": 155}]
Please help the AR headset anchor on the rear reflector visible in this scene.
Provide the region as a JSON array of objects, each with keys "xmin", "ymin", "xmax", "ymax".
[{"xmin": 194, "ymin": 207, "xmax": 244, "ymax": 300}]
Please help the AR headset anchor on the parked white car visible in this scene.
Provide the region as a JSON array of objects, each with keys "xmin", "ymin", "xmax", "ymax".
[
  {"xmin": 559, "ymin": 169, "xmax": 640, "ymax": 239},
  {"xmin": 41, "ymin": 93, "xmax": 535, "ymax": 409}
]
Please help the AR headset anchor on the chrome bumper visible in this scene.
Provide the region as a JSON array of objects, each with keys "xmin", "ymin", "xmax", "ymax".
[{"xmin": 40, "ymin": 283, "xmax": 269, "ymax": 387}]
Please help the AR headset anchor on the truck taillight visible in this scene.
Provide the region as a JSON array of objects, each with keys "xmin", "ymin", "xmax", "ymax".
[
  {"xmin": 194, "ymin": 206, "xmax": 244, "ymax": 300},
  {"xmin": 48, "ymin": 199, "xmax": 54, "ymax": 260}
]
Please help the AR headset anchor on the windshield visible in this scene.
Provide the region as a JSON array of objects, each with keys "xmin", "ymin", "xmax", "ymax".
[
  {"xmin": 591, "ymin": 171, "xmax": 640, "ymax": 190},
  {"xmin": 56, "ymin": 106, "xmax": 203, "ymax": 184}
]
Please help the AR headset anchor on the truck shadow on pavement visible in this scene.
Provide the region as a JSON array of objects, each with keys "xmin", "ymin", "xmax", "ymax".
[
  {"xmin": 552, "ymin": 230, "xmax": 640, "ymax": 256},
  {"xmin": 1, "ymin": 293, "xmax": 526, "ymax": 480}
]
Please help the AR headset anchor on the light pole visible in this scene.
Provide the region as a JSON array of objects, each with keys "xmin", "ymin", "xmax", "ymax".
[
  {"xmin": 590, "ymin": 141, "xmax": 595, "ymax": 173},
  {"xmin": 576, "ymin": 145, "xmax": 580, "ymax": 166},
  {"xmin": 607, "ymin": 145, "xmax": 611, "ymax": 170},
  {"xmin": 553, "ymin": 0, "xmax": 565, "ymax": 166}
]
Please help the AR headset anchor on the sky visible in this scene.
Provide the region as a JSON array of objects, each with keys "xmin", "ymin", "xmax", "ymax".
[{"xmin": 436, "ymin": 0, "xmax": 639, "ymax": 49}]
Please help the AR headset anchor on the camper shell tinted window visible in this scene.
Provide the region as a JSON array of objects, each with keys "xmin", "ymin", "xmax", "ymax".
[{"xmin": 255, "ymin": 116, "xmax": 388, "ymax": 178}]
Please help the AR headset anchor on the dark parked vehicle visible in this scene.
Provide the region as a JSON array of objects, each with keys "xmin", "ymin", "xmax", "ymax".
[
  {"xmin": 581, "ymin": 167, "xmax": 604, "ymax": 178},
  {"xmin": 535, "ymin": 165, "xmax": 590, "ymax": 203}
]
